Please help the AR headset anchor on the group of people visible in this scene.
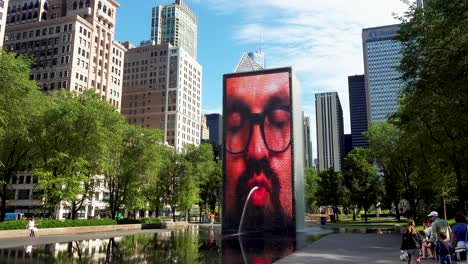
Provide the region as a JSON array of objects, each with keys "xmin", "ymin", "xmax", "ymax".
[{"xmin": 401, "ymin": 211, "xmax": 468, "ymax": 264}]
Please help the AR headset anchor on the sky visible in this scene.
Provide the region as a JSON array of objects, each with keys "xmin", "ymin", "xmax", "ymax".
[{"xmin": 115, "ymin": 0, "xmax": 411, "ymax": 157}]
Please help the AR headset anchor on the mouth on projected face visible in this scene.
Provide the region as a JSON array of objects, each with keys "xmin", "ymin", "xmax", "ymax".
[{"xmin": 247, "ymin": 173, "xmax": 272, "ymax": 207}]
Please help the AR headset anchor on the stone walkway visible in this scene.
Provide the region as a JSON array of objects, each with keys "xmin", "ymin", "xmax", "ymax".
[{"xmin": 275, "ymin": 233, "xmax": 439, "ymax": 264}]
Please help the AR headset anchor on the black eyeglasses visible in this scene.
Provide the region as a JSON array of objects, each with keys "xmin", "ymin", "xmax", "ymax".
[{"xmin": 225, "ymin": 106, "xmax": 291, "ymax": 154}]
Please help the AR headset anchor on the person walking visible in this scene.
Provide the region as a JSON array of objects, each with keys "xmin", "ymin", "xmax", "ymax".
[
  {"xmin": 436, "ymin": 232, "xmax": 453, "ymax": 264},
  {"xmin": 209, "ymin": 213, "xmax": 215, "ymax": 228},
  {"xmin": 401, "ymin": 220, "xmax": 423, "ymax": 264},
  {"xmin": 451, "ymin": 212, "xmax": 467, "ymax": 263}
]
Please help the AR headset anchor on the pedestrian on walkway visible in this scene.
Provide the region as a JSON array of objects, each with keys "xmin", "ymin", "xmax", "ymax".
[
  {"xmin": 401, "ymin": 220, "xmax": 423, "ymax": 264},
  {"xmin": 209, "ymin": 213, "xmax": 215, "ymax": 228},
  {"xmin": 436, "ymin": 232, "xmax": 453, "ymax": 264}
]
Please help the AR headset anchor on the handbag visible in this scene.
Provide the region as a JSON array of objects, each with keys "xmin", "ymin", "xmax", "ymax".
[
  {"xmin": 454, "ymin": 224, "xmax": 467, "ymax": 261},
  {"xmin": 400, "ymin": 250, "xmax": 408, "ymax": 261}
]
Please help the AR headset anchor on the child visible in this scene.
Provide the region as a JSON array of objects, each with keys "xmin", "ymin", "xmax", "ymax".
[
  {"xmin": 401, "ymin": 220, "xmax": 423, "ymax": 264},
  {"xmin": 435, "ymin": 232, "xmax": 453, "ymax": 264}
]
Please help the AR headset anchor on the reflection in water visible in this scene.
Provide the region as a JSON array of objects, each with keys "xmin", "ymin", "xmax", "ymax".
[
  {"xmin": 0, "ymin": 228, "xmax": 222, "ymax": 264},
  {"xmin": 0, "ymin": 226, "xmax": 332, "ymax": 263},
  {"xmin": 223, "ymin": 233, "xmax": 295, "ymax": 264}
]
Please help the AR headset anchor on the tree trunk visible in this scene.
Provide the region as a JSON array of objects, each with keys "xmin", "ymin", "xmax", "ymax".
[
  {"xmin": 364, "ymin": 208, "xmax": 368, "ymax": 223},
  {"xmin": 70, "ymin": 203, "xmax": 76, "ymax": 220},
  {"xmin": 171, "ymin": 206, "xmax": 176, "ymax": 222},
  {"xmin": 199, "ymin": 209, "xmax": 202, "ymax": 223},
  {"xmin": 352, "ymin": 206, "xmax": 356, "ymax": 221},
  {"xmin": 442, "ymin": 194, "xmax": 447, "ymax": 220},
  {"xmin": 186, "ymin": 210, "xmax": 189, "ymax": 223},
  {"xmin": 0, "ymin": 183, "xmax": 7, "ymax": 222},
  {"xmin": 395, "ymin": 202, "xmax": 401, "ymax": 221}
]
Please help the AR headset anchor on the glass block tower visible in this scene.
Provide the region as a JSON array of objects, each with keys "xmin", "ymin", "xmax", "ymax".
[
  {"xmin": 348, "ymin": 74, "xmax": 368, "ymax": 148},
  {"xmin": 362, "ymin": 24, "xmax": 402, "ymax": 123},
  {"xmin": 151, "ymin": 0, "xmax": 197, "ymax": 59}
]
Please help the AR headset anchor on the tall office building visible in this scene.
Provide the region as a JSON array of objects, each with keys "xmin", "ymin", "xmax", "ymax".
[
  {"xmin": 303, "ymin": 114, "xmax": 313, "ymax": 168},
  {"xmin": 247, "ymin": 49, "xmax": 265, "ymax": 69},
  {"xmin": 121, "ymin": 41, "xmax": 202, "ymax": 152},
  {"xmin": 315, "ymin": 92, "xmax": 344, "ymax": 172},
  {"xmin": 4, "ymin": 0, "xmax": 126, "ymax": 110},
  {"xmin": 151, "ymin": 0, "xmax": 197, "ymax": 59},
  {"xmin": 200, "ymin": 114, "xmax": 210, "ymax": 143},
  {"xmin": 348, "ymin": 74, "xmax": 368, "ymax": 148},
  {"xmin": 362, "ymin": 24, "xmax": 402, "ymax": 123},
  {"xmin": 235, "ymin": 53, "xmax": 263, "ymax": 73},
  {"xmin": 4, "ymin": 0, "xmax": 126, "ymax": 219},
  {"xmin": 205, "ymin": 113, "xmax": 222, "ymax": 160},
  {"xmin": 0, "ymin": 0, "xmax": 9, "ymax": 47}
]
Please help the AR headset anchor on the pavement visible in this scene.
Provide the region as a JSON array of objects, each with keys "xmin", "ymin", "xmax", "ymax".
[{"xmin": 275, "ymin": 233, "xmax": 440, "ymax": 264}]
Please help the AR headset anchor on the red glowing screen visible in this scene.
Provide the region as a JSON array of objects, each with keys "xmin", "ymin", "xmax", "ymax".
[{"xmin": 223, "ymin": 69, "xmax": 294, "ymax": 233}]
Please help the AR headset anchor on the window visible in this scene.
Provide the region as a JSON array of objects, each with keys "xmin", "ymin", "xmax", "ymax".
[{"xmin": 17, "ymin": 190, "xmax": 30, "ymax": 200}]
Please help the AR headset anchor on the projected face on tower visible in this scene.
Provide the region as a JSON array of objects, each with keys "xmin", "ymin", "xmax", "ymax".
[{"xmin": 223, "ymin": 70, "xmax": 293, "ymax": 233}]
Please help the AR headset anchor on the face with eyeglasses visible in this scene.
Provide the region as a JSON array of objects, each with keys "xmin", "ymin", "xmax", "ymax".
[{"xmin": 224, "ymin": 71, "xmax": 293, "ymax": 232}]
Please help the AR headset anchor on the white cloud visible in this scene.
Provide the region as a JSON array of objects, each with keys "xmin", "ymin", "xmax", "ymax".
[{"xmin": 206, "ymin": 0, "xmax": 411, "ymax": 157}]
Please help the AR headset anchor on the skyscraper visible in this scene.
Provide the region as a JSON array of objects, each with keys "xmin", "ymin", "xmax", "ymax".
[
  {"xmin": 4, "ymin": 0, "xmax": 126, "ymax": 110},
  {"xmin": 348, "ymin": 74, "xmax": 368, "ymax": 148},
  {"xmin": 362, "ymin": 24, "xmax": 402, "ymax": 123},
  {"xmin": 303, "ymin": 114, "xmax": 313, "ymax": 168},
  {"xmin": 151, "ymin": 0, "xmax": 197, "ymax": 59},
  {"xmin": 205, "ymin": 113, "xmax": 222, "ymax": 160},
  {"xmin": 121, "ymin": 41, "xmax": 202, "ymax": 152},
  {"xmin": 234, "ymin": 53, "xmax": 263, "ymax": 73},
  {"xmin": 417, "ymin": 0, "xmax": 427, "ymax": 8},
  {"xmin": 247, "ymin": 49, "xmax": 265, "ymax": 69},
  {"xmin": 315, "ymin": 92, "xmax": 344, "ymax": 172},
  {"xmin": 0, "ymin": 0, "xmax": 9, "ymax": 47}
]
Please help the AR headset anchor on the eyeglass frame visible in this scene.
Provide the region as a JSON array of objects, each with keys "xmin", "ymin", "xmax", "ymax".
[{"xmin": 225, "ymin": 105, "xmax": 292, "ymax": 154}]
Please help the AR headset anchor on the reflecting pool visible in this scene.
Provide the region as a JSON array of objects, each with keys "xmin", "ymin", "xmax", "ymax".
[{"xmin": 0, "ymin": 226, "xmax": 333, "ymax": 264}]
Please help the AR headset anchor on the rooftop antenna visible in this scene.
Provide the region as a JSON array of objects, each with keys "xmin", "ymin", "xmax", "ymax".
[{"xmin": 259, "ymin": 32, "xmax": 263, "ymax": 53}]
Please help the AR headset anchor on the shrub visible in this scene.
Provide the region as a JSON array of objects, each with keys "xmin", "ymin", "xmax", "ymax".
[
  {"xmin": 0, "ymin": 219, "xmax": 117, "ymax": 230},
  {"xmin": 116, "ymin": 218, "xmax": 141, "ymax": 225},
  {"xmin": 140, "ymin": 217, "xmax": 162, "ymax": 224}
]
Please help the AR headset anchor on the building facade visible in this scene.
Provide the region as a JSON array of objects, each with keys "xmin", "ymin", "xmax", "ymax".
[
  {"xmin": 362, "ymin": 24, "xmax": 402, "ymax": 123},
  {"xmin": 151, "ymin": 0, "xmax": 197, "ymax": 59},
  {"xmin": 247, "ymin": 49, "xmax": 265, "ymax": 69},
  {"xmin": 3, "ymin": 0, "xmax": 125, "ymax": 219},
  {"xmin": 0, "ymin": 0, "xmax": 9, "ymax": 47},
  {"xmin": 315, "ymin": 92, "xmax": 344, "ymax": 172},
  {"xmin": 121, "ymin": 41, "xmax": 202, "ymax": 152},
  {"xmin": 303, "ymin": 114, "xmax": 313, "ymax": 168},
  {"xmin": 348, "ymin": 74, "xmax": 368, "ymax": 148},
  {"xmin": 200, "ymin": 114, "xmax": 209, "ymax": 143},
  {"xmin": 205, "ymin": 113, "xmax": 222, "ymax": 160},
  {"xmin": 4, "ymin": 0, "xmax": 126, "ymax": 111}
]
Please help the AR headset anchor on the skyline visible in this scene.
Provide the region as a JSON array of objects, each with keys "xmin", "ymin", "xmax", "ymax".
[{"xmin": 115, "ymin": 0, "xmax": 410, "ymax": 157}]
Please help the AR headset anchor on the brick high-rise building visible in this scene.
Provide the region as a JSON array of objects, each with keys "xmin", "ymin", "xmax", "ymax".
[
  {"xmin": 121, "ymin": 41, "xmax": 202, "ymax": 152},
  {"xmin": 4, "ymin": 0, "xmax": 126, "ymax": 110}
]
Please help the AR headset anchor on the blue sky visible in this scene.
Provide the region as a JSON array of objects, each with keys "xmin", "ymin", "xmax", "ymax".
[{"xmin": 115, "ymin": 0, "xmax": 410, "ymax": 156}]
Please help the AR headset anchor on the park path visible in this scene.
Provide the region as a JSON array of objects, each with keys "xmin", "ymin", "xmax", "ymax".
[{"xmin": 275, "ymin": 233, "xmax": 440, "ymax": 264}]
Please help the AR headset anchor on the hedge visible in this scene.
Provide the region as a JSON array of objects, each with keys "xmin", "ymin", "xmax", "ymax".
[
  {"xmin": 117, "ymin": 217, "xmax": 162, "ymax": 225},
  {"xmin": 0, "ymin": 219, "xmax": 117, "ymax": 230}
]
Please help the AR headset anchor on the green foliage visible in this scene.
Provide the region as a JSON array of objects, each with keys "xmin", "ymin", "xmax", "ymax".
[
  {"xmin": 395, "ymin": 0, "xmax": 468, "ymax": 209},
  {"xmin": 0, "ymin": 51, "xmax": 45, "ymax": 221},
  {"xmin": 0, "ymin": 219, "xmax": 116, "ymax": 230},
  {"xmin": 304, "ymin": 168, "xmax": 319, "ymax": 213},
  {"xmin": 315, "ymin": 168, "xmax": 343, "ymax": 208},
  {"xmin": 343, "ymin": 148, "xmax": 382, "ymax": 222},
  {"xmin": 140, "ymin": 217, "xmax": 162, "ymax": 224}
]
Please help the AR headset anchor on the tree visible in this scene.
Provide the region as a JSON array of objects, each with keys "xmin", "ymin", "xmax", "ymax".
[
  {"xmin": 199, "ymin": 159, "xmax": 222, "ymax": 222},
  {"xmin": 32, "ymin": 90, "xmax": 120, "ymax": 219},
  {"xmin": 315, "ymin": 168, "xmax": 343, "ymax": 222},
  {"xmin": 304, "ymin": 168, "xmax": 318, "ymax": 213},
  {"xmin": 0, "ymin": 51, "xmax": 45, "ymax": 221},
  {"xmin": 102, "ymin": 123, "xmax": 164, "ymax": 220},
  {"xmin": 396, "ymin": 0, "xmax": 468, "ymax": 210},
  {"xmin": 344, "ymin": 148, "xmax": 382, "ymax": 223}
]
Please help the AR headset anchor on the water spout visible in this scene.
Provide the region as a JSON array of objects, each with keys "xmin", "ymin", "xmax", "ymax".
[{"xmin": 238, "ymin": 186, "xmax": 259, "ymax": 235}]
